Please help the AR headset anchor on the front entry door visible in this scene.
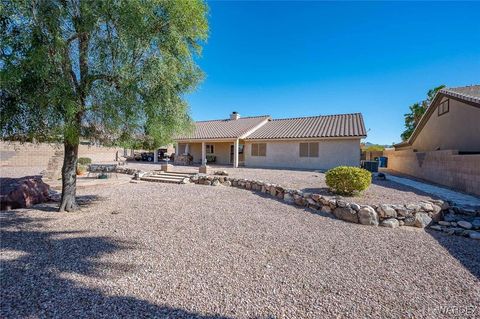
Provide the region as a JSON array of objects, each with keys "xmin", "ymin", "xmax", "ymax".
[{"xmin": 229, "ymin": 144, "xmax": 234, "ymax": 164}]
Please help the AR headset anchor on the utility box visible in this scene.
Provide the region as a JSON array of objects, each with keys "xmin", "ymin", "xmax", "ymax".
[{"xmin": 362, "ymin": 161, "xmax": 379, "ymax": 173}]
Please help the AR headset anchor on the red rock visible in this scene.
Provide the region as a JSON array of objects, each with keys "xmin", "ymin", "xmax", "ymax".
[{"xmin": 0, "ymin": 176, "xmax": 50, "ymax": 210}]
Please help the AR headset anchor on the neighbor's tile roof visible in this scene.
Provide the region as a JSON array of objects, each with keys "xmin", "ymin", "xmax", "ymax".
[
  {"xmin": 175, "ymin": 116, "xmax": 270, "ymax": 140},
  {"xmin": 440, "ymin": 85, "xmax": 480, "ymax": 104},
  {"xmin": 245, "ymin": 113, "xmax": 366, "ymax": 140}
]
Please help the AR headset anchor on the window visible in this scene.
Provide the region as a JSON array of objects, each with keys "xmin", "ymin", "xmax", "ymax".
[
  {"xmin": 206, "ymin": 144, "xmax": 214, "ymax": 154},
  {"xmin": 251, "ymin": 143, "xmax": 266, "ymax": 156},
  {"xmin": 438, "ymin": 99, "xmax": 449, "ymax": 116},
  {"xmin": 299, "ymin": 142, "xmax": 319, "ymax": 158}
]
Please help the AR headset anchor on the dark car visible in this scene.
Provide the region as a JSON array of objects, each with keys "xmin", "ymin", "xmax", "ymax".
[{"xmin": 141, "ymin": 152, "xmax": 154, "ymax": 162}]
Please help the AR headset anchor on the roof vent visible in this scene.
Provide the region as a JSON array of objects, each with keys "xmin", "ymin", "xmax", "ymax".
[{"xmin": 230, "ymin": 111, "xmax": 240, "ymax": 120}]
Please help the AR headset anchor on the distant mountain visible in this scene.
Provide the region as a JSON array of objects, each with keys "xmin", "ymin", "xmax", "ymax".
[{"xmin": 362, "ymin": 142, "xmax": 392, "ymax": 148}]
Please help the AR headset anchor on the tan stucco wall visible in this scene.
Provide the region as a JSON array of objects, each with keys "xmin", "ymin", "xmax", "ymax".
[
  {"xmin": 411, "ymin": 97, "xmax": 480, "ymax": 152},
  {"xmin": 244, "ymin": 139, "xmax": 361, "ymax": 170}
]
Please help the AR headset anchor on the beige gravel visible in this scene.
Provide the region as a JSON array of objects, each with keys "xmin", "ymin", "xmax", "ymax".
[
  {"xmin": 128, "ymin": 163, "xmax": 439, "ymax": 205},
  {"xmin": 1, "ymin": 181, "xmax": 479, "ymax": 318}
]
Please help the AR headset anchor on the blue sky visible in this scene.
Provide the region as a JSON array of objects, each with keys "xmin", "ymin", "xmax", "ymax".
[{"xmin": 186, "ymin": 1, "xmax": 480, "ymax": 145}]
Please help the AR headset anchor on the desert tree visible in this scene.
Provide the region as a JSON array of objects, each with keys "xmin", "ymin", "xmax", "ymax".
[{"xmin": 1, "ymin": 0, "xmax": 208, "ymax": 211}]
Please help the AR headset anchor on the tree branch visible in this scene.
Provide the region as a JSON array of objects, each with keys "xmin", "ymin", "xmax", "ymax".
[{"xmin": 87, "ymin": 74, "xmax": 121, "ymax": 90}]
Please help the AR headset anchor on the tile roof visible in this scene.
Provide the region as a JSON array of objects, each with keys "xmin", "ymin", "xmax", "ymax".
[
  {"xmin": 440, "ymin": 85, "xmax": 480, "ymax": 104},
  {"xmin": 175, "ymin": 116, "xmax": 270, "ymax": 140},
  {"xmin": 245, "ymin": 113, "xmax": 366, "ymax": 140}
]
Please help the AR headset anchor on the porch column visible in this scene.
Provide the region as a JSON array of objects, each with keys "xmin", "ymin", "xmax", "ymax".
[
  {"xmin": 185, "ymin": 143, "xmax": 190, "ymax": 155},
  {"xmin": 233, "ymin": 139, "xmax": 239, "ymax": 168},
  {"xmin": 201, "ymin": 142, "xmax": 206, "ymax": 166},
  {"xmin": 175, "ymin": 144, "xmax": 179, "ymax": 156},
  {"xmin": 153, "ymin": 149, "xmax": 158, "ymax": 163}
]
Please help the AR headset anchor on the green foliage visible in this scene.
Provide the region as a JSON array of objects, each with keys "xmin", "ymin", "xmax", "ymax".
[
  {"xmin": 76, "ymin": 165, "xmax": 87, "ymax": 175},
  {"xmin": 401, "ymin": 85, "xmax": 445, "ymax": 141},
  {"xmin": 325, "ymin": 166, "xmax": 372, "ymax": 196},
  {"xmin": 1, "ymin": 0, "xmax": 209, "ymax": 147},
  {"xmin": 78, "ymin": 157, "xmax": 92, "ymax": 165},
  {"xmin": 361, "ymin": 144, "xmax": 385, "ymax": 152},
  {"xmin": 206, "ymin": 154, "xmax": 216, "ymax": 163}
]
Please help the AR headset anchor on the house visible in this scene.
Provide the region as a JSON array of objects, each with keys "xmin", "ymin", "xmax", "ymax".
[
  {"xmin": 394, "ymin": 85, "xmax": 480, "ymax": 152},
  {"xmin": 385, "ymin": 85, "xmax": 480, "ymax": 195},
  {"xmin": 174, "ymin": 112, "xmax": 366, "ymax": 170}
]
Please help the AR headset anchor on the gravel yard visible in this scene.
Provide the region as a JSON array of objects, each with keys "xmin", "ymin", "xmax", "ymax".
[
  {"xmin": 128, "ymin": 163, "xmax": 439, "ymax": 205},
  {"xmin": 2, "ymin": 181, "xmax": 479, "ymax": 318}
]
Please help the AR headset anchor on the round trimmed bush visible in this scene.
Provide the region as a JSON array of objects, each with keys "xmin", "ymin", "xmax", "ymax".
[
  {"xmin": 78, "ymin": 157, "xmax": 92, "ymax": 165},
  {"xmin": 76, "ymin": 165, "xmax": 87, "ymax": 175},
  {"xmin": 325, "ymin": 166, "xmax": 371, "ymax": 196}
]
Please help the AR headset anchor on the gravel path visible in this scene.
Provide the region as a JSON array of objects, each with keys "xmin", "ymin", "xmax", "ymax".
[
  {"xmin": 2, "ymin": 181, "xmax": 479, "ymax": 318},
  {"xmin": 128, "ymin": 163, "xmax": 439, "ymax": 205}
]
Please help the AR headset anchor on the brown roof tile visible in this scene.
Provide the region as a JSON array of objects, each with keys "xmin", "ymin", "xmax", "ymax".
[
  {"xmin": 245, "ymin": 113, "xmax": 366, "ymax": 140},
  {"xmin": 440, "ymin": 85, "xmax": 480, "ymax": 104},
  {"xmin": 175, "ymin": 116, "xmax": 270, "ymax": 140}
]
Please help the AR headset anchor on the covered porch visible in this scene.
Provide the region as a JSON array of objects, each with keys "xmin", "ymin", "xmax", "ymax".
[{"xmin": 175, "ymin": 139, "xmax": 244, "ymax": 168}]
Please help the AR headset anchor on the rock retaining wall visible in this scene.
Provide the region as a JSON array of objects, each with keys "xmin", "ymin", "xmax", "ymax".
[{"xmin": 188, "ymin": 174, "xmax": 480, "ymax": 240}]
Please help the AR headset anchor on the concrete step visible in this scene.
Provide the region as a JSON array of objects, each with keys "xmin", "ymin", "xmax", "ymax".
[
  {"xmin": 140, "ymin": 175, "xmax": 187, "ymax": 184},
  {"xmin": 154, "ymin": 170, "xmax": 195, "ymax": 177},
  {"xmin": 154, "ymin": 172, "xmax": 195, "ymax": 178}
]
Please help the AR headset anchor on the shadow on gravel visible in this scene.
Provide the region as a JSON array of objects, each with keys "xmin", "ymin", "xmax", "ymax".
[
  {"xmin": 425, "ymin": 229, "xmax": 480, "ymax": 280},
  {"xmin": 0, "ymin": 212, "xmax": 232, "ymax": 319}
]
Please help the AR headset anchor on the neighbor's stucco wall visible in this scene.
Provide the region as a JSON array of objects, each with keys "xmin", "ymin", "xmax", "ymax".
[
  {"xmin": 411, "ymin": 97, "xmax": 480, "ymax": 152},
  {"xmin": 244, "ymin": 139, "xmax": 361, "ymax": 170}
]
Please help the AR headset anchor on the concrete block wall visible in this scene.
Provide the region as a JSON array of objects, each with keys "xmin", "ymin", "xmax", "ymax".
[
  {"xmin": 1, "ymin": 142, "xmax": 123, "ymax": 178},
  {"xmin": 384, "ymin": 149, "xmax": 480, "ymax": 196}
]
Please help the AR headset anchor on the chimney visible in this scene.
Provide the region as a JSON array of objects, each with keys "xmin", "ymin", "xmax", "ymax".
[{"xmin": 230, "ymin": 111, "xmax": 240, "ymax": 120}]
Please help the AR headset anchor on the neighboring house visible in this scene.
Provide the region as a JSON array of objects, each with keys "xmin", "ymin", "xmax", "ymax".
[
  {"xmin": 174, "ymin": 112, "xmax": 366, "ymax": 170},
  {"xmin": 386, "ymin": 85, "xmax": 480, "ymax": 196},
  {"xmin": 395, "ymin": 85, "xmax": 480, "ymax": 152}
]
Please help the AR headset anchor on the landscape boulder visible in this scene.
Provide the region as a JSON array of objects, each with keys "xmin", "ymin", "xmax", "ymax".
[
  {"xmin": 381, "ymin": 218, "xmax": 399, "ymax": 228},
  {"xmin": 377, "ymin": 204, "xmax": 397, "ymax": 219},
  {"xmin": 333, "ymin": 207, "xmax": 359, "ymax": 224},
  {"xmin": 358, "ymin": 206, "xmax": 379, "ymax": 226},
  {"xmin": 0, "ymin": 176, "xmax": 51, "ymax": 210},
  {"xmin": 414, "ymin": 213, "xmax": 432, "ymax": 228},
  {"xmin": 283, "ymin": 193, "xmax": 295, "ymax": 204},
  {"xmin": 457, "ymin": 221, "xmax": 472, "ymax": 230}
]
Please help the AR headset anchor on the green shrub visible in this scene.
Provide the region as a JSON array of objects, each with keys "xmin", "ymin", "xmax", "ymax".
[
  {"xmin": 76, "ymin": 165, "xmax": 87, "ymax": 175},
  {"xmin": 206, "ymin": 155, "xmax": 216, "ymax": 163},
  {"xmin": 78, "ymin": 157, "xmax": 92, "ymax": 165},
  {"xmin": 325, "ymin": 166, "xmax": 371, "ymax": 196}
]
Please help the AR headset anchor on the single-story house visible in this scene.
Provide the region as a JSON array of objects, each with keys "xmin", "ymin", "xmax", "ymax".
[
  {"xmin": 385, "ymin": 85, "xmax": 480, "ymax": 196},
  {"xmin": 174, "ymin": 112, "xmax": 366, "ymax": 170}
]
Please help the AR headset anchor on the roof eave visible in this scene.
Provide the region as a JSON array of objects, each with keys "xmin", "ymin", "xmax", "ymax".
[{"xmin": 245, "ymin": 135, "xmax": 366, "ymax": 141}]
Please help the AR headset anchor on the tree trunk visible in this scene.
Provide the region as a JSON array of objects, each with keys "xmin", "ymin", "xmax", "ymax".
[{"xmin": 59, "ymin": 142, "xmax": 79, "ymax": 212}]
